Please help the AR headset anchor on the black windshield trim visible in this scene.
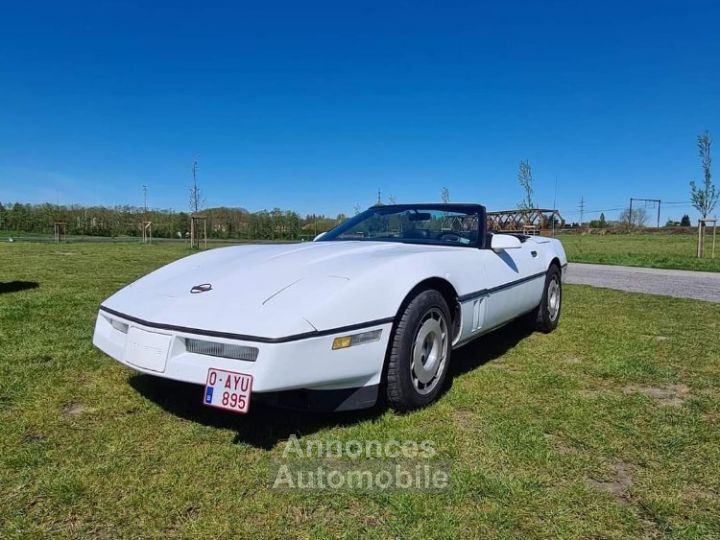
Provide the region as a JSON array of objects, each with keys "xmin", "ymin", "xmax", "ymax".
[{"xmin": 318, "ymin": 204, "xmax": 487, "ymax": 249}]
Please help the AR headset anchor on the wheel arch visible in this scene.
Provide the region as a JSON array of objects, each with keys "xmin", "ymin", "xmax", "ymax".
[
  {"xmin": 397, "ymin": 277, "xmax": 458, "ymax": 316},
  {"xmin": 390, "ymin": 276, "xmax": 461, "ymax": 346}
]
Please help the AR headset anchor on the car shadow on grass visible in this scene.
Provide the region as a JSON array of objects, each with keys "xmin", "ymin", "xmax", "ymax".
[
  {"xmin": 129, "ymin": 319, "xmax": 534, "ymax": 450},
  {"xmin": 129, "ymin": 374, "xmax": 383, "ymax": 450},
  {"xmin": 0, "ymin": 281, "xmax": 39, "ymax": 294},
  {"xmin": 448, "ymin": 319, "xmax": 533, "ymax": 380}
]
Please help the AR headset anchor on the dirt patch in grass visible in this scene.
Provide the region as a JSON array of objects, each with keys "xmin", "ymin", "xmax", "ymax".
[
  {"xmin": 623, "ymin": 384, "xmax": 690, "ymax": 407},
  {"xmin": 490, "ymin": 363, "xmax": 522, "ymax": 374},
  {"xmin": 544, "ymin": 433, "xmax": 574, "ymax": 455},
  {"xmin": 564, "ymin": 356, "xmax": 582, "ymax": 365},
  {"xmin": 453, "ymin": 409, "xmax": 475, "ymax": 429},
  {"xmin": 348, "ymin": 500, "xmax": 383, "ymax": 527},
  {"xmin": 62, "ymin": 403, "xmax": 93, "ymax": 417},
  {"xmin": 588, "ymin": 461, "xmax": 634, "ymax": 503},
  {"xmin": 577, "ymin": 388, "xmax": 602, "ymax": 399},
  {"xmin": 289, "ymin": 506, "xmax": 316, "ymax": 525}
]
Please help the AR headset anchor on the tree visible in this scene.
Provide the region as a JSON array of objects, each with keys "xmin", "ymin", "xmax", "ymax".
[
  {"xmin": 680, "ymin": 214, "xmax": 691, "ymax": 227},
  {"xmin": 690, "ymin": 131, "xmax": 719, "ymax": 219},
  {"xmin": 517, "ymin": 160, "xmax": 534, "ymax": 210},
  {"xmin": 589, "ymin": 214, "xmax": 608, "ymax": 228},
  {"xmin": 619, "ymin": 207, "xmax": 648, "ymax": 228},
  {"xmin": 189, "ymin": 160, "xmax": 204, "ymax": 213},
  {"xmin": 440, "ymin": 187, "xmax": 450, "ymax": 203}
]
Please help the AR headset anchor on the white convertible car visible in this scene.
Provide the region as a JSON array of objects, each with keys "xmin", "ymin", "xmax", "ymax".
[{"xmin": 93, "ymin": 204, "xmax": 566, "ymax": 413}]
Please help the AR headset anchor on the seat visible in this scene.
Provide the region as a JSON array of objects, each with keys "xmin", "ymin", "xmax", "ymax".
[{"xmin": 403, "ymin": 228, "xmax": 429, "ymax": 240}]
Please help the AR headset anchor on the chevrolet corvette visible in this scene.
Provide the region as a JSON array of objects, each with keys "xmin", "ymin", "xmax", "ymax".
[{"xmin": 93, "ymin": 204, "xmax": 566, "ymax": 413}]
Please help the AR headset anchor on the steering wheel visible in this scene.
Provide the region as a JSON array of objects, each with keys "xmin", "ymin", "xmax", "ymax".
[{"xmin": 437, "ymin": 231, "xmax": 463, "ymax": 243}]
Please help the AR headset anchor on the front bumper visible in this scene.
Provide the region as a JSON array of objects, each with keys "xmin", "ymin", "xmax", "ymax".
[{"xmin": 93, "ymin": 309, "xmax": 392, "ymax": 401}]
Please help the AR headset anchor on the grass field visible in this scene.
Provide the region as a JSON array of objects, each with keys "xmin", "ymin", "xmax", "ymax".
[
  {"xmin": 560, "ymin": 233, "xmax": 720, "ymax": 272},
  {"xmin": 2, "ymin": 243, "xmax": 720, "ymax": 539}
]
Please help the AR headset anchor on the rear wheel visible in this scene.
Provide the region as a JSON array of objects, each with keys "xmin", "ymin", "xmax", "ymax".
[
  {"xmin": 529, "ymin": 265, "xmax": 562, "ymax": 333},
  {"xmin": 385, "ymin": 289, "xmax": 452, "ymax": 412}
]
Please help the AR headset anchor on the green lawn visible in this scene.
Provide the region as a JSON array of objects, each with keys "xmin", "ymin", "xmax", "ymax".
[
  {"xmin": 560, "ymin": 233, "xmax": 720, "ymax": 272},
  {"xmin": 1, "ymin": 243, "xmax": 719, "ymax": 539}
]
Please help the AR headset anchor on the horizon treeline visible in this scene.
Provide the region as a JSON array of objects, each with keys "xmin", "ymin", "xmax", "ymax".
[{"xmin": 0, "ymin": 202, "xmax": 347, "ymax": 240}]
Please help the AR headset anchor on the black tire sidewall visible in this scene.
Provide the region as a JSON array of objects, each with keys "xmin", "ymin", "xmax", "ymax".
[
  {"xmin": 538, "ymin": 266, "xmax": 562, "ymax": 332},
  {"xmin": 386, "ymin": 290, "xmax": 452, "ymax": 410}
]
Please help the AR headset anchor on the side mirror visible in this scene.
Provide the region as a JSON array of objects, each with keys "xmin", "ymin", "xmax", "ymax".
[
  {"xmin": 313, "ymin": 232, "xmax": 326, "ymax": 241},
  {"xmin": 490, "ymin": 234, "xmax": 522, "ymax": 251}
]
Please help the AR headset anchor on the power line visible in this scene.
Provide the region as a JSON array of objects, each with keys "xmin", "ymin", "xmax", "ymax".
[
  {"xmin": 561, "ymin": 200, "xmax": 694, "ymax": 217},
  {"xmin": 630, "ymin": 198, "xmax": 661, "ymax": 227}
]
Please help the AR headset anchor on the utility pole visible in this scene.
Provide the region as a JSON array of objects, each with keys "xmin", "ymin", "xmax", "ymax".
[
  {"xmin": 377, "ymin": 188, "xmax": 382, "ymax": 206},
  {"xmin": 579, "ymin": 196, "xmax": 585, "ymax": 227},
  {"xmin": 629, "ymin": 198, "xmax": 662, "ymax": 228}
]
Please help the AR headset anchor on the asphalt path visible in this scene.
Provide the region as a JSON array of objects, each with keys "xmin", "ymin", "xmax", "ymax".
[{"xmin": 565, "ymin": 263, "xmax": 720, "ymax": 303}]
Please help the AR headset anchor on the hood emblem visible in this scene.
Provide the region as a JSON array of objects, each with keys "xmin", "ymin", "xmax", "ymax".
[{"xmin": 190, "ymin": 283, "xmax": 213, "ymax": 294}]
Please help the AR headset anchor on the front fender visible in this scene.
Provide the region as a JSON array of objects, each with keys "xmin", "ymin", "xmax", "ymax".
[{"xmin": 297, "ymin": 254, "xmax": 467, "ymax": 331}]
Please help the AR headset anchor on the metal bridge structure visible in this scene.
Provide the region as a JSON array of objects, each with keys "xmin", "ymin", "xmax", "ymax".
[{"xmin": 487, "ymin": 208, "xmax": 564, "ymax": 235}]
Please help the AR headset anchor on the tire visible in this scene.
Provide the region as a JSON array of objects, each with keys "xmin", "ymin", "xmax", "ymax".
[
  {"xmin": 529, "ymin": 265, "xmax": 562, "ymax": 333},
  {"xmin": 385, "ymin": 289, "xmax": 452, "ymax": 412}
]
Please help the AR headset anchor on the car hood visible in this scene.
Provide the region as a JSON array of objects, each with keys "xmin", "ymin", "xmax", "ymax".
[{"xmin": 101, "ymin": 241, "xmax": 447, "ymax": 338}]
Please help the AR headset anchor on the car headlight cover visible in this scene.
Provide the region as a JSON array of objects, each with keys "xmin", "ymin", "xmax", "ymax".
[
  {"xmin": 186, "ymin": 338, "xmax": 259, "ymax": 361},
  {"xmin": 109, "ymin": 318, "xmax": 129, "ymax": 334}
]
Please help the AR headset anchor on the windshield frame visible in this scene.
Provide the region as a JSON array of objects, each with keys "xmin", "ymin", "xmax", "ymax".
[{"xmin": 317, "ymin": 204, "xmax": 487, "ymax": 248}]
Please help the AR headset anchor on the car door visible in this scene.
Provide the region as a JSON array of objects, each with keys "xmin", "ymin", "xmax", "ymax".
[{"xmin": 480, "ymin": 238, "xmax": 546, "ymax": 329}]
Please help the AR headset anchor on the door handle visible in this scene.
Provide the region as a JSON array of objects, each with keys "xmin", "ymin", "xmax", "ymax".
[{"xmin": 531, "ymin": 250, "xmax": 538, "ymax": 258}]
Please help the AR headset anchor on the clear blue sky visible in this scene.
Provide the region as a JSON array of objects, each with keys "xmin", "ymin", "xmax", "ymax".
[{"xmin": 1, "ymin": 0, "xmax": 718, "ymax": 223}]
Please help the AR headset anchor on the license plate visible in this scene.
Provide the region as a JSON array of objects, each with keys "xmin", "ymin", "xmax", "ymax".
[{"xmin": 203, "ymin": 368, "xmax": 253, "ymax": 414}]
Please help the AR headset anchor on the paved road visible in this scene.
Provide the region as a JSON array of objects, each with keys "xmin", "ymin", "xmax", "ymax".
[{"xmin": 565, "ymin": 263, "xmax": 720, "ymax": 303}]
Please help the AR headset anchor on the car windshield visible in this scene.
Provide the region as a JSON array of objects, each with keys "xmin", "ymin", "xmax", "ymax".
[{"xmin": 319, "ymin": 205, "xmax": 481, "ymax": 247}]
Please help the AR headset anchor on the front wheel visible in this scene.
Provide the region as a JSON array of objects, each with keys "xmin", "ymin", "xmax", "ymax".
[
  {"xmin": 385, "ymin": 289, "xmax": 452, "ymax": 412},
  {"xmin": 529, "ymin": 265, "xmax": 562, "ymax": 333}
]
